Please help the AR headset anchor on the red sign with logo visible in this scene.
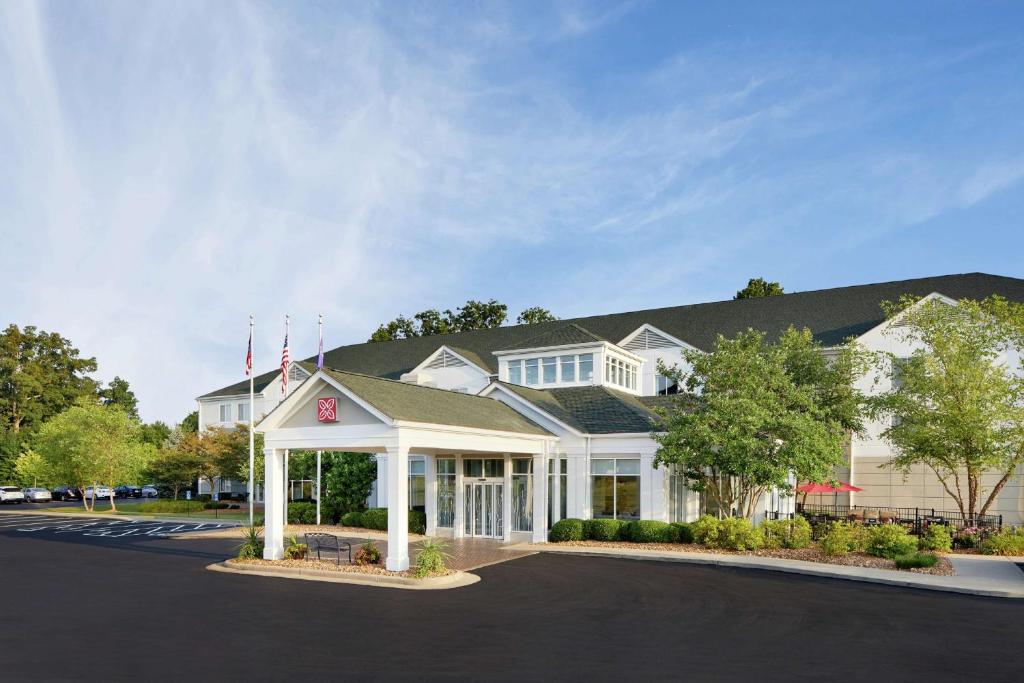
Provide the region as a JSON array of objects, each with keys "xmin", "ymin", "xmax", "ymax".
[{"xmin": 317, "ymin": 397, "xmax": 337, "ymax": 422}]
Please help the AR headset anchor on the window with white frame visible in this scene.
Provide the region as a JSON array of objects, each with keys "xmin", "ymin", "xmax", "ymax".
[
  {"xmin": 511, "ymin": 459, "xmax": 533, "ymax": 532},
  {"xmin": 408, "ymin": 459, "xmax": 425, "ymax": 512},
  {"xmin": 548, "ymin": 457, "xmax": 567, "ymax": 528},
  {"xmin": 604, "ymin": 356, "xmax": 638, "ymax": 391},
  {"xmin": 656, "ymin": 374, "xmax": 679, "ymax": 395},
  {"xmin": 506, "ymin": 352, "xmax": 596, "ymax": 387},
  {"xmin": 591, "ymin": 458, "xmax": 640, "ymax": 520},
  {"xmin": 219, "ymin": 404, "xmax": 232, "ymax": 422},
  {"xmin": 436, "ymin": 459, "xmax": 455, "ymax": 528},
  {"xmin": 237, "ymin": 402, "xmax": 250, "ymax": 422}
]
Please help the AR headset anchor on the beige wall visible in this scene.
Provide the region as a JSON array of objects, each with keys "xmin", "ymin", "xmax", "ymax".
[{"xmin": 278, "ymin": 385, "xmax": 380, "ymax": 429}]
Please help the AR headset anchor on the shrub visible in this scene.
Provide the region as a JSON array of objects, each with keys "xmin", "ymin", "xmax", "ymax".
[
  {"xmin": 716, "ymin": 517, "xmax": 762, "ymax": 550},
  {"xmin": 236, "ymin": 525, "xmax": 264, "ymax": 560},
  {"xmin": 354, "ymin": 540, "xmax": 381, "ymax": 565},
  {"xmin": 919, "ymin": 524, "xmax": 953, "ymax": 552},
  {"xmin": 341, "ymin": 511, "xmax": 364, "ymax": 528},
  {"xmin": 409, "ymin": 510, "xmax": 427, "ymax": 535},
  {"xmin": 628, "ymin": 520, "xmax": 675, "ymax": 543},
  {"xmin": 137, "ymin": 500, "xmax": 204, "ymax": 514},
  {"xmin": 894, "ymin": 552, "xmax": 939, "ymax": 569},
  {"xmin": 672, "ymin": 522, "xmax": 695, "ymax": 544},
  {"xmin": 981, "ymin": 527, "xmax": 1024, "ymax": 556},
  {"xmin": 361, "ymin": 508, "xmax": 389, "ymax": 531},
  {"xmin": 414, "ymin": 538, "xmax": 451, "ymax": 578},
  {"xmin": 760, "ymin": 517, "xmax": 813, "ymax": 550},
  {"xmin": 284, "ymin": 535, "xmax": 307, "ymax": 560},
  {"xmin": 867, "ymin": 524, "xmax": 918, "ymax": 559},
  {"xmin": 550, "ymin": 518, "xmax": 585, "ymax": 542},
  {"xmin": 819, "ymin": 521, "xmax": 867, "ymax": 556},
  {"xmin": 954, "ymin": 527, "xmax": 981, "ymax": 549},
  {"xmin": 585, "ymin": 518, "xmax": 628, "ymax": 542},
  {"xmin": 287, "ymin": 502, "xmax": 316, "ymax": 525},
  {"xmin": 203, "ymin": 501, "xmax": 230, "ymax": 510},
  {"xmin": 691, "ymin": 515, "xmax": 721, "ymax": 546}
]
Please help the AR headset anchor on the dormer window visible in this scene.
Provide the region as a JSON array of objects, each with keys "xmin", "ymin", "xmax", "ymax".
[
  {"xmin": 506, "ymin": 352, "xmax": 595, "ymax": 387},
  {"xmin": 605, "ymin": 356, "xmax": 638, "ymax": 391}
]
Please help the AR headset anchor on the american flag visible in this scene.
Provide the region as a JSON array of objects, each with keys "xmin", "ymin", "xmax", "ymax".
[
  {"xmin": 245, "ymin": 329, "xmax": 252, "ymax": 377},
  {"xmin": 280, "ymin": 330, "xmax": 290, "ymax": 396}
]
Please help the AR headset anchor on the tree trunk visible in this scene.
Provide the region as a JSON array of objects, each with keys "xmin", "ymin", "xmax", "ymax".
[
  {"xmin": 979, "ymin": 465, "xmax": 1020, "ymax": 516},
  {"xmin": 108, "ymin": 487, "xmax": 117, "ymax": 513}
]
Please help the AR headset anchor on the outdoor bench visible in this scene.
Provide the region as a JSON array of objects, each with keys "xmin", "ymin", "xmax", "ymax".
[{"xmin": 304, "ymin": 533, "xmax": 352, "ymax": 566}]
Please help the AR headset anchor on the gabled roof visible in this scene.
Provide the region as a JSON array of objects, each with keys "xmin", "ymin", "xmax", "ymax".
[
  {"xmin": 496, "ymin": 382, "xmax": 668, "ymax": 434},
  {"xmin": 498, "ymin": 323, "xmax": 605, "ymax": 352},
  {"xmin": 202, "ymin": 273, "xmax": 1024, "ymax": 398},
  {"xmin": 320, "ymin": 369, "xmax": 550, "ymax": 436}
]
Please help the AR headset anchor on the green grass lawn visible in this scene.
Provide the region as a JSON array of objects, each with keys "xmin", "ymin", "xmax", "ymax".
[{"xmin": 40, "ymin": 502, "xmax": 258, "ymax": 521}]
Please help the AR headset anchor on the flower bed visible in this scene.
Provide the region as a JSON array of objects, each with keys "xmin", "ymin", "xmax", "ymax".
[{"xmin": 233, "ymin": 557, "xmax": 419, "ymax": 576}]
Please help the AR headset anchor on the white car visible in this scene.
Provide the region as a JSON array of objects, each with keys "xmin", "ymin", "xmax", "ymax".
[
  {"xmin": 84, "ymin": 486, "xmax": 113, "ymax": 499},
  {"xmin": 0, "ymin": 486, "xmax": 26, "ymax": 504},
  {"xmin": 22, "ymin": 487, "xmax": 52, "ymax": 503},
  {"xmin": 141, "ymin": 484, "xmax": 159, "ymax": 498}
]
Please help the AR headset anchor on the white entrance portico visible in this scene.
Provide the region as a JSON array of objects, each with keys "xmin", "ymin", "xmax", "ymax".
[{"xmin": 257, "ymin": 368, "xmax": 554, "ymax": 570}]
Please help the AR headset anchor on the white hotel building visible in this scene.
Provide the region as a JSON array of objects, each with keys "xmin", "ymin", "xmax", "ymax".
[{"xmin": 196, "ymin": 273, "xmax": 1024, "ymax": 569}]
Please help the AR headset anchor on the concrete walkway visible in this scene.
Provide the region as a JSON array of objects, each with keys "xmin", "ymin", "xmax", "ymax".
[{"xmin": 523, "ymin": 544, "xmax": 1024, "ymax": 598}]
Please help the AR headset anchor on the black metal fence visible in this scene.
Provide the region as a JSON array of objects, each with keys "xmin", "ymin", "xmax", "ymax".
[{"xmin": 792, "ymin": 503, "xmax": 1002, "ymax": 535}]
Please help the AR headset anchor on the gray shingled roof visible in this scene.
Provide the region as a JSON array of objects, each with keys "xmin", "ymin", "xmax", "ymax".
[
  {"xmin": 500, "ymin": 323, "xmax": 605, "ymax": 351},
  {"xmin": 201, "ymin": 273, "xmax": 1024, "ymax": 399},
  {"xmin": 497, "ymin": 382, "xmax": 668, "ymax": 434},
  {"xmin": 319, "ymin": 369, "xmax": 550, "ymax": 436}
]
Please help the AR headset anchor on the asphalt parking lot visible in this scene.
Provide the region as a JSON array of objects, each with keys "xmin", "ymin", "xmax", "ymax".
[
  {"xmin": 1, "ymin": 513, "xmax": 1022, "ymax": 682},
  {"xmin": 0, "ymin": 512, "xmax": 232, "ymax": 537}
]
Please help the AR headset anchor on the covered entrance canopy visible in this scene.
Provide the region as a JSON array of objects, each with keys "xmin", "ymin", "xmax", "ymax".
[{"xmin": 257, "ymin": 368, "xmax": 555, "ymax": 570}]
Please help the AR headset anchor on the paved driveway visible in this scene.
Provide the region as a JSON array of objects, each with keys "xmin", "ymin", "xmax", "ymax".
[{"xmin": 0, "ymin": 521, "xmax": 1021, "ymax": 682}]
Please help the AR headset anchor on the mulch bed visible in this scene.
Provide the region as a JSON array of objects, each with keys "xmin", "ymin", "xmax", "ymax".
[
  {"xmin": 547, "ymin": 541, "xmax": 955, "ymax": 576},
  {"xmin": 232, "ymin": 558, "xmax": 454, "ymax": 578}
]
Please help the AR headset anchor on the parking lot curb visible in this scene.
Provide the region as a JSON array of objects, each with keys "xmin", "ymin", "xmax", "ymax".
[{"xmin": 208, "ymin": 559, "xmax": 480, "ymax": 590}]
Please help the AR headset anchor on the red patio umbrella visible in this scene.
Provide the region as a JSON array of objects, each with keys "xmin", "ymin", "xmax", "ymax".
[{"xmin": 797, "ymin": 481, "xmax": 863, "ymax": 507}]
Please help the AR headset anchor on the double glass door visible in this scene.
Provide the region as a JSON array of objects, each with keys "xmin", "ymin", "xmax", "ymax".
[{"xmin": 464, "ymin": 481, "xmax": 504, "ymax": 538}]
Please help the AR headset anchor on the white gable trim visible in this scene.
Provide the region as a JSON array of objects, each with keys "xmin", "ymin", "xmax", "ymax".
[
  {"xmin": 852, "ymin": 291, "xmax": 961, "ymax": 344},
  {"xmin": 256, "ymin": 370, "xmax": 395, "ymax": 431},
  {"xmin": 478, "ymin": 382, "xmax": 586, "ymax": 437},
  {"xmin": 618, "ymin": 323, "xmax": 700, "ymax": 353},
  {"xmin": 408, "ymin": 345, "xmax": 491, "ymax": 376}
]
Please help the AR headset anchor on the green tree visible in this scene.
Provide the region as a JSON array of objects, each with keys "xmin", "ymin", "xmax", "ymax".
[
  {"xmin": 869, "ymin": 295, "xmax": 1024, "ymax": 518},
  {"xmin": 517, "ymin": 307, "xmax": 558, "ymax": 325},
  {"xmin": 14, "ymin": 449, "xmax": 52, "ymax": 487},
  {"xmin": 144, "ymin": 447, "xmax": 205, "ymax": 499},
  {"xmin": 322, "ymin": 452, "xmax": 379, "ymax": 521},
  {"xmin": 139, "ymin": 421, "xmax": 172, "ymax": 448},
  {"xmin": 99, "ymin": 376, "xmax": 139, "ymax": 418},
  {"xmin": 368, "ymin": 299, "xmax": 509, "ymax": 341},
  {"xmin": 653, "ymin": 327, "xmax": 867, "ymax": 519},
  {"xmin": 31, "ymin": 402, "xmax": 154, "ymax": 511},
  {"xmin": 180, "ymin": 410, "xmax": 199, "ymax": 434},
  {"xmin": 0, "ymin": 324, "xmax": 98, "ymax": 433},
  {"xmin": 734, "ymin": 277, "xmax": 784, "ymax": 300}
]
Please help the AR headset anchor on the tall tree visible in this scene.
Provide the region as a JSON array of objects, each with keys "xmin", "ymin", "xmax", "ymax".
[
  {"xmin": 368, "ymin": 299, "xmax": 509, "ymax": 342},
  {"xmin": 653, "ymin": 327, "xmax": 868, "ymax": 519},
  {"xmin": 517, "ymin": 307, "xmax": 558, "ymax": 325},
  {"xmin": 139, "ymin": 421, "xmax": 172, "ymax": 448},
  {"xmin": 869, "ymin": 295, "xmax": 1024, "ymax": 519},
  {"xmin": 180, "ymin": 411, "xmax": 199, "ymax": 434},
  {"xmin": 144, "ymin": 446, "xmax": 205, "ymax": 500},
  {"xmin": 99, "ymin": 376, "xmax": 139, "ymax": 418},
  {"xmin": 734, "ymin": 277, "xmax": 785, "ymax": 300},
  {"xmin": 31, "ymin": 402, "xmax": 154, "ymax": 511},
  {"xmin": 0, "ymin": 324, "xmax": 98, "ymax": 433},
  {"xmin": 322, "ymin": 452, "xmax": 379, "ymax": 520}
]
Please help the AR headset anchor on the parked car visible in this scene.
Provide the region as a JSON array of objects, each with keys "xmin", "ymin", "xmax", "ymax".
[
  {"xmin": 141, "ymin": 484, "xmax": 159, "ymax": 498},
  {"xmin": 0, "ymin": 486, "xmax": 26, "ymax": 504},
  {"xmin": 83, "ymin": 486, "xmax": 113, "ymax": 499},
  {"xmin": 51, "ymin": 486, "xmax": 82, "ymax": 501},
  {"xmin": 114, "ymin": 485, "xmax": 142, "ymax": 498},
  {"xmin": 21, "ymin": 487, "xmax": 52, "ymax": 503}
]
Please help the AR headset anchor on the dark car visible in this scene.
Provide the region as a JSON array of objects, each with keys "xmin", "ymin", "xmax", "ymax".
[
  {"xmin": 51, "ymin": 486, "xmax": 82, "ymax": 501},
  {"xmin": 114, "ymin": 485, "xmax": 142, "ymax": 498}
]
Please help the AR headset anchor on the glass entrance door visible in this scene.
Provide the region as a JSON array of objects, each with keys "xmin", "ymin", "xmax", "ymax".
[{"xmin": 464, "ymin": 482, "xmax": 504, "ymax": 539}]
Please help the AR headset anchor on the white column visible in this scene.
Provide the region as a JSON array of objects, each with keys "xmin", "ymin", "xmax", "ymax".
[
  {"xmin": 502, "ymin": 453, "xmax": 512, "ymax": 542},
  {"xmin": 263, "ymin": 447, "xmax": 285, "ymax": 560},
  {"xmin": 425, "ymin": 454, "xmax": 437, "ymax": 536},
  {"xmin": 643, "ymin": 451, "xmax": 667, "ymax": 522},
  {"xmin": 551, "ymin": 455, "xmax": 562, "ymax": 527},
  {"xmin": 315, "ymin": 450, "xmax": 322, "ymax": 525},
  {"xmin": 640, "ymin": 452, "xmax": 654, "ymax": 520},
  {"xmin": 385, "ymin": 442, "xmax": 410, "ymax": 571},
  {"xmin": 531, "ymin": 452, "xmax": 548, "ymax": 543},
  {"xmin": 453, "ymin": 454, "xmax": 465, "ymax": 539},
  {"xmin": 375, "ymin": 455, "xmax": 388, "ymax": 508}
]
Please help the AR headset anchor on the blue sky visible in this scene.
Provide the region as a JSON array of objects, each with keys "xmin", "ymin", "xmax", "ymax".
[{"xmin": 1, "ymin": 1, "xmax": 1022, "ymax": 423}]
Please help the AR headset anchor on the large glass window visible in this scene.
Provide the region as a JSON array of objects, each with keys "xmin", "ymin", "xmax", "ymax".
[
  {"xmin": 560, "ymin": 356, "xmax": 576, "ymax": 382},
  {"xmin": 437, "ymin": 459, "xmax": 455, "ymax": 528},
  {"xmin": 408, "ymin": 459, "xmax": 425, "ymax": 513},
  {"xmin": 579, "ymin": 353, "xmax": 594, "ymax": 381},
  {"xmin": 590, "ymin": 458, "xmax": 640, "ymax": 520},
  {"xmin": 548, "ymin": 458, "xmax": 567, "ymax": 528},
  {"xmin": 668, "ymin": 467, "xmax": 689, "ymax": 523},
  {"xmin": 604, "ymin": 356, "xmax": 639, "ymax": 391},
  {"xmin": 237, "ymin": 403, "xmax": 250, "ymax": 422},
  {"xmin": 511, "ymin": 459, "xmax": 533, "ymax": 532},
  {"xmin": 525, "ymin": 358, "xmax": 539, "ymax": 385},
  {"xmin": 542, "ymin": 357, "xmax": 557, "ymax": 383},
  {"xmin": 508, "ymin": 360, "xmax": 522, "ymax": 384},
  {"xmin": 463, "ymin": 458, "xmax": 504, "ymax": 478},
  {"xmin": 219, "ymin": 404, "xmax": 232, "ymax": 422},
  {"xmin": 656, "ymin": 374, "xmax": 678, "ymax": 395}
]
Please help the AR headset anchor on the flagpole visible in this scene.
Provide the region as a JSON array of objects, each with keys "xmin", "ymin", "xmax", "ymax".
[
  {"xmin": 316, "ymin": 313, "xmax": 323, "ymax": 526},
  {"xmin": 248, "ymin": 314, "xmax": 255, "ymax": 527}
]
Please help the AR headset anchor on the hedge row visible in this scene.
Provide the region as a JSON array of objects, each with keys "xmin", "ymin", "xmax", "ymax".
[
  {"xmin": 549, "ymin": 518, "xmax": 697, "ymax": 545},
  {"xmin": 337, "ymin": 508, "xmax": 427, "ymax": 535},
  {"xmin": 549, "ymin": 515, "xmax": 813, "ymax": 551}
]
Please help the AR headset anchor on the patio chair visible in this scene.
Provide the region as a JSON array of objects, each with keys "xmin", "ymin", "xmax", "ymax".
[
  {"xmin": 847, "ymin": 509, "xmax": 864, "ymax": 522},
  {"xmin": 879, "ymin": 509, "xmax": 897, "ymax": 524},
  {"xmin": 304, "ymin": 533, "xmax": 352, "ymax": 566}
]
